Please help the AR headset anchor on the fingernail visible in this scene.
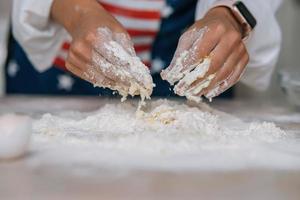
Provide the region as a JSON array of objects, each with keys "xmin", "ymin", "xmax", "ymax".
[{"xmin": 205, "ymin": 82, "xmax": 223, "ymax": 99}]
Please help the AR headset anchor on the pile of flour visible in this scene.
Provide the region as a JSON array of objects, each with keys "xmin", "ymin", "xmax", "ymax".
[{"xmin": 33, "ymin": 99, "xmax": 285, "ymax": 156}]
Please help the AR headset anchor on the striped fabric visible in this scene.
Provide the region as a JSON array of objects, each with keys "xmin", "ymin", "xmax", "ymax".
[{"xmin": 53, "ymin": 0, "xmax": 165, "ymax": 71}]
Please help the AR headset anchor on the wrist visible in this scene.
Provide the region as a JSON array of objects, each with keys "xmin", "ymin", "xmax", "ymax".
[
  {"xmin": 205, "ymin": 7, "xmax": 243, "ymax": 37},
  {"xmin": 51, "ymin": 0, "xmax": 101, "ymax": 34}
]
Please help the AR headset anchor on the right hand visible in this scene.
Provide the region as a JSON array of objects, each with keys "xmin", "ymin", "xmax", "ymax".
[
  {"xmin": 161, "ymin": 7, "xmax": 249, "ymax": 101},
  {"xmin": 51, "ymin": 0, "xmax": 153, "ymax": 98}
]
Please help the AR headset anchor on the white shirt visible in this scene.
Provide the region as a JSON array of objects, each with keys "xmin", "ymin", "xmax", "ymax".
[{"xmin": 12, "ymin": 0, "xmax": 282, "ymax": 91}]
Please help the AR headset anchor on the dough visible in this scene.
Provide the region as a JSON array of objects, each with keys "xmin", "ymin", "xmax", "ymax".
[{"xmin": 0, "ymin": 114, "xmax": 32, "ymax": 160}]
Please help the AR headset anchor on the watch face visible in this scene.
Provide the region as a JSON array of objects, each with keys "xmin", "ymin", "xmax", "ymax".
[{"xmin": 234, "ymin": 1, "xmax": 257, "ymax": 29}]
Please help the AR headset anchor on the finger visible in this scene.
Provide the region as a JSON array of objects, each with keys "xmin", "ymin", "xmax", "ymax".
[
  {"xmin": 204, "ymin": 33, "xmax": 240, "ymax": 77},
  {"xmin": 92, "ymin": 48, "xmax": 153, "ymax": 96},
  {"xmin": 94, "ymin": 28, "xmax": 151, "ymax": 87},
  {"xmin": 160, "ymin": 27, "xmax": 208, "ymax": 82},
  {"xmin": 94, "ymin": 27, "xmax": 153, "ymax": 96},
  {"xmin": 161, "ymin": 27, "xmax": 213, "ymax": 84},
  {"xmin": 201, "ymin": 42, "xmax": 246, "ymax": 96},
  {"xmin": 206, "ymin": 53, "xmax": 249, "ymax": 99},
  {"xmin": 128, "ymin": 61, "xmax": 154, "ymax": 95},
  {"xmin": 91, "ymin": 50, "xmax": 132, "ymax": 87},
  {"xmin": 66, "ymin": 58, "xmax": 116, "ymax": 88},
  {"xmin": 94, "ymin": 27, "xmax": 134, "ymax": 69},
  {"xmin": 65, "ymin": 61, "xmax": 95, "ymax": 84},
  {"xmin": 67, "ymin": 51, "xmax": 99, "ymax": 83},
  {"xmin": 68, "ymin": 42, "xmax": 120, "ymax": 86},
  {"xmin": 67, "ymin": 51, "xmax": 90, "ymax": 71},
  {"xmin": 103, "ymin": 34, "xmax": 153, "ymax": 94},
  {"xmin": 113, "ymin": 32, "xmax": 136, "ymax": 56},
  {"xmin": 179, "ymin": 73, "xmax": 216, "ymax": 98},
  {"xmin": 161, "ymin": 24, "xmax": 224, "ymax": 84},
  {"xmin": 69, "ymin": 41, "xmax": 92, "ymax": 65},
  {"xmin": 173, "ymin": 58, "xmax": 211, "ymax": 96},
  {"xmin": 173, "ymin": 27, "xmax": 208, "ymax": 60},
  {"xmin": 180, "ymin": 33, "xmax": 240, "ymax": 95}
]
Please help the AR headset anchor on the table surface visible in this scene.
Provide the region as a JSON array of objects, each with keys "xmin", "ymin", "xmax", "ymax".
[{"xmin": 0, "ymin": 96, "xmax": 300, "ymax": 200}]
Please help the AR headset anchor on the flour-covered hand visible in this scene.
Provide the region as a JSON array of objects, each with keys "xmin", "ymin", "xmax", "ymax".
[
  {"xmin": 51, "ymin": 0, "xmax": 153, "ymax": 99},
  {"xmin": 161, "ymin": 7, "xmax": 249, "ymax": 101}
]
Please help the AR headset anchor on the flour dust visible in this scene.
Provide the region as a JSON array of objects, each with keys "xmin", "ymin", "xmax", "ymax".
[{"xmin": 33, "ymin": 99, "xmax": 285, "ymax": 155}]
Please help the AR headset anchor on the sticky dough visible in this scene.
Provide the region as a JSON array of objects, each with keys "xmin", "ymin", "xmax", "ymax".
[{"xmin": 174, "ymin": 58, "xmax": 215, "ymax": 103}]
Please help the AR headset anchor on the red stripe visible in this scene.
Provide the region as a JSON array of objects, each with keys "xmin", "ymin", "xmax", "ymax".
[
  {"xmin": 53, "ymin": 57, "xmax": 67, "ymax": 71},
  {"xmin": 134, "ymin": 44, "xmax": 152, "ymax": 52},
  {"xmin": 62, "ymin": 42, "xmax": 70, "ymax": 50},
  {"xmin": 127, "ymin": 29, "xmax": 157, "ymax": 37},
  {"xmin": 100, "ymin": 2, "xmax": 161, "ymax": 20}
]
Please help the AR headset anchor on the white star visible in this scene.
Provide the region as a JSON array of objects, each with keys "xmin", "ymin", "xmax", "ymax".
[
  {"xmin": 7, "ymin": 61, "xmax": 19, "ymax": 77},
  {"xmin": 57, "ymin": 74, "xmax": 74, "ymax": 91},
  {"xmin": 151, "ymin": 58, "xmax": 165, "ymax": 73},
  {"xmin": 161, "ymin": 5, "xmax": 174, "ymax": 18}
]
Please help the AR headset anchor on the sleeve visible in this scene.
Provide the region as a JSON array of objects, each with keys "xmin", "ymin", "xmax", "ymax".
[
  {"xmin": 195, "ymin": 0, "xmax": 282, "ymax": 91},
  {"xmin": 0, "ymin": 0, "xmax": 12, "ymax": 96},
  {"xmin": 12, "ymin": 0, "xmax": 69, "ymax": 72}
]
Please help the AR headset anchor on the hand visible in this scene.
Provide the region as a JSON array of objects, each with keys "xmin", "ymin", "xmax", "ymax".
[
  {"xmin": 51, "ymin": 0, "xmax": 153, "ymax": 99},
  {"xmin": 161, "ymin": 7, "xmax": 249, "ymax": 101}
]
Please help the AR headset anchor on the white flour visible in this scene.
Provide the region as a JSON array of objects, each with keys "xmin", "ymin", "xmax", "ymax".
[
  {"xmin": 33, "ymin": 99, "xmax": 285, "ymax": 156},
  {"xmin": 26, "ymin": 99, "xmax": 300, "ymax": 171}
]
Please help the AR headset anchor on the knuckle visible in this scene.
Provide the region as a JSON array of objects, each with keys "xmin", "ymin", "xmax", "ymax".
[
  {"xmin": 228, "ymin": 30, "xmax": 241, "ymax": 41},
  {"xmin": 215, "ymin": 22, "xmax": 226, "ymax": 33},
  {"xmin": 70, "ymin": 41, "xmax": 84, "ymax": 54},
  {"xmin": 84, "ymin": 31, "xmax": 96, "ymax": 43},
  {"xmin": 65, "ymin": 62, "xmax": 72, "ymax": 71},
  {"xmin": 243, "ymin": 48, "xmax": 250, "ymax": 63}
]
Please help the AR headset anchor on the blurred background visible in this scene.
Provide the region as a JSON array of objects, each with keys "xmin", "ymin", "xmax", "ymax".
[
  {"xmin": 0, "ymin": 0, "xmax": 299, "ymax": 104},
  {"xmin": 237, "ymin": 0, "xmax": 300, "ymax": 103}
]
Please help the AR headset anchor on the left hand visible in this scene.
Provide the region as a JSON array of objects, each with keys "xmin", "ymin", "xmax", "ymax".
[
  {"xmin": 161, "ymin": 7, "xmax": 249, "ymax": 100},
  {"xmin": 51, "ymin": 0, "xmax": 153, "ymax": 99}
]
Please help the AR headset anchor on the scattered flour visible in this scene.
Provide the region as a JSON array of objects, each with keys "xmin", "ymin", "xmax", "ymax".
[
  {"xmin": 33, "ymin": 99, "xmax": 286, "ymax": 156},
  {"xmin": 0, "ymin": 114, "xmax": 32, "ymax": 159}
]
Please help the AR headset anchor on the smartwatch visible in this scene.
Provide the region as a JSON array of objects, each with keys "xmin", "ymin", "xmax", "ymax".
[{"xmin": 211, "ymin": 1, "xmax": 257, "ymax": 39}]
